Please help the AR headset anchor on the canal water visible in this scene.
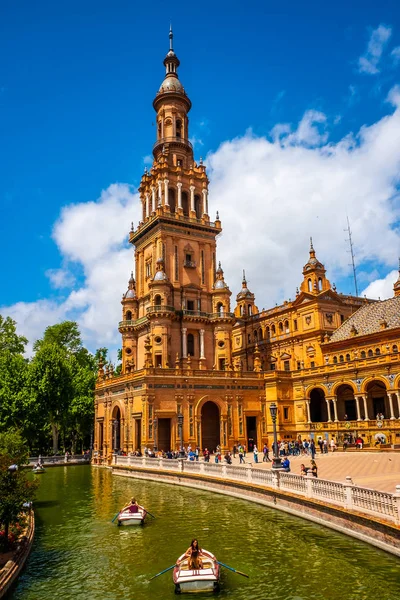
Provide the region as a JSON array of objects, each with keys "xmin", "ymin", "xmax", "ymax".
[{"xmin": 10, "ymin": 466, "xmax": 399, "ymax": 600}]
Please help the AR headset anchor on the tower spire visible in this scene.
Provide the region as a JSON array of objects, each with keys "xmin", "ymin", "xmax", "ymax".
[{"xmin": 169, "ymin": 24, "xmax": 173, "ymax": 51}]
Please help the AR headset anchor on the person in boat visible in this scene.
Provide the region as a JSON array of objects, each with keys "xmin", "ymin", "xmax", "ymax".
[
  {"xmin": 180, "ymin": 539, "xmax": 204, "ymax": 570},
  {"xmin": 121, "ymin": 497, "xmax": 139, "ymax": 514}
]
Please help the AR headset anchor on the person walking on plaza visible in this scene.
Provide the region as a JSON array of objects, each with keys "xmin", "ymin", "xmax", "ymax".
[
  {"xmin": 253, "ymin": 445, "xmax": 259, "ymax": 463},
  {"xmin": 318, "ymin": 438, "xmax": 323, "ymax": 454},
  {"xmin": 263, "ymin": 444, "xmax": 271, "ymax": 462},
  {"xmin": 310, "ymin": 439, "xmax": 316, "ymax": 459},
  {"xmin": 323, "ymin": 439, "xmax": 328, "ymax": 454},
  {"xmin": 239, "ymin": 445, "xmax": 245, "ymax": 464},
  {"xmin": 330, "ymin": 438, "xmax": 337, "ymax": 452}
]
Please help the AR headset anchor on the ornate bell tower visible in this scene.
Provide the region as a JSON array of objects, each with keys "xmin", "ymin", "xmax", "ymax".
[{"xmin": 119, "ymin": 29, "xmax": 234, "ymax": 373}]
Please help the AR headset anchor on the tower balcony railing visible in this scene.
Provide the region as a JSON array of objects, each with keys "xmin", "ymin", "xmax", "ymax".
[
  {"xmin": 146, "ymin": 305, "xmax": 176, "ymax": 314},
  {"xmin": 153, "ymin": 136, "xmax": 193, "ymax": 153},
  {"xmin": 182, "ymin": 309, "xmax": 209, "ymax": 318},
  {"xmin": 209, "ymin": 311, "xmax": 235, "ymax": 319},
  {"xmin": 118, "ymin": 316, "xmax": 148, "ymax": 328}
]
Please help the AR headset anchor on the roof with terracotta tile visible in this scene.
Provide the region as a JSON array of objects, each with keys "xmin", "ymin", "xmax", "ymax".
[{"xmin": 328, "ymin": 296, "xmax": 400, "ymax": 342}]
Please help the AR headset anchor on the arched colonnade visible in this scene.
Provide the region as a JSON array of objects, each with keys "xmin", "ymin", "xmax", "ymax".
[{"xmin": 306, "ymin": 379, "xmax": 400, "ymax": 423}]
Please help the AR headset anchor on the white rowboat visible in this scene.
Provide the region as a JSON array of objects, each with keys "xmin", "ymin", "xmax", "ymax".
[
  {"xmin": 117, "ymin": 505, "xmax": 147, "ymax": 526},
  {"xmin": 173, "ymin": 549, "xmax": 220, "ymax": 594}
]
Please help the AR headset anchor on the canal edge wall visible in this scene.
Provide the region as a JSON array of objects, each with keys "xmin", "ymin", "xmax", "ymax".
[
  {"xmin": 0, "ymin": 509, "xmax": 35, "ymax": 599},
  {"xmin": 112, "ymin": 465, "xmax": 400, "ymax": 557}
]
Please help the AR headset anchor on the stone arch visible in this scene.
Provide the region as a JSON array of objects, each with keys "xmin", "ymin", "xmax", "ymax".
[
  {"xmin": 198, "ymin": 399, "xmax": 221, "ymax": 452},
  {"xmin": 308, "ymin": 387, "xmax": 327, "ymax": 422},
  {"xmin": 306, "ymin": 383, "xmax": 329, "ymax": 398},
  {"xmin": 361, "ymin": 376, "xmax": 388, "ymax": 393},
  {"xmin": 336, "ymin": 384, "xmax": 357, "ymax": 421},
  {"xmin": 331, "ymin": 380, "xmax": 357, "ymax": 397},
  {"xmin": 111, "ymin": 403, "xmax": 124, "ymax": 452},
  {"xmin": 363, "ymin": 379, "xmax": 389, "ymax": 418}
]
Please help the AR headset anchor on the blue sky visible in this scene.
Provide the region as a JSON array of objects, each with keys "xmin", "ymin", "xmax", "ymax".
[{"xmin": 1, "ymin": 0, "xmax": 400, "ymax": 353}]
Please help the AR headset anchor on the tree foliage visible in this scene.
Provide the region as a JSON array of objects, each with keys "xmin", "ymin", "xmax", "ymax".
[
  {"xmin": 0, "ymin": 316, "xmax": 97, "ymax": 455},
  {"xmin": 0, "ymin": 430, "xmax": 37, "ymax": 550}
]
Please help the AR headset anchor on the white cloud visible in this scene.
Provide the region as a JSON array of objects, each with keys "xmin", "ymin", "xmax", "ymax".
[
  {"xmin": 2, "ymin": 87, "xmax": 400, "ymax": 356},
  {"xmin": 207, "ymin": 86, "xmax": 400, "ymax": 304},
  {"xmin": 46, "ymin": 268, "xmax": 76, "ymax": 289},
  {"xmin": 361, "ymin": 270, "xmax": 398, "ymax": 300},
  {"xmin": 1, "ymin": 183, "xmax": 140, "ymax": 355},
  {"xmin": 387, "ymin": 84, "xmax": 400, "ymax": 107},
  {"xmin": 358, "ymin": 24, "xmax": 392, "ymax": 74},
  {"xmin": 271, "ymin": 110, "xmax": 328, "ymax": 147},
  {"xmin": 392, "ymin": 46, "xmax": 400, "ymax": 65}
]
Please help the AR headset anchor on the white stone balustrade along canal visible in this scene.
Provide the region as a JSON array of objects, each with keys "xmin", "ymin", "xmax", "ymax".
[{"xmin": 112, "ymin": 455, "xmax": 400, "ymax": 526}]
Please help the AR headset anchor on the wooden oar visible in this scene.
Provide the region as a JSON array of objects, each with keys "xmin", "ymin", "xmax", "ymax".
[
  {"xmin": 217, "ymin": 561, "xmax": 249, "ymax": 578},
  {"xmin": 111, "ymin": 512, "xmax": 120, "ymax": 523},
  {"xmin": 149, "ymin": 564, "xmax": 176, "ymax": 581},
  {"xmin": 144, "ymin": 510, "xmax": 156, "ymax": 519}
]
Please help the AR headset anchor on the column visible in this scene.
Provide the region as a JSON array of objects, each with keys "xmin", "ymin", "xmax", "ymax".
[
  {"xmin": 158, "ymin": 180, "xmax": 162, "ymax": 206},
  {"xmin": 164, "ymin": 179, "xmax": 169, "ymax": 207},
  {"xmin": 151, "ymin": 186, "xmax": 156, "ymax": 213},
  {"xmin": 199, "ymin": 329, "xmax": 205, "ymax": 359},
  {"xmin": 190, "ymin": 185, "xmax": 195, "ymax": 213},
  {"xmin": 182, "ymin": 327, "xmax": 187, "ymax": 358},
  {"xmin": 332, "ymin": 397, "xmax": 339, "ymax": 422},
  {"xmin": 306, "ymin": 400, "xmax": 311, "ymax": 423},
  {"xmin": 396, "ymin": 392, "xmax": 400, "ymax": 419},
  {"xmin": 145, "ymin": 193, "xmax": 150, "ymax": 218},
  {"xmin": 177, "ymin": 182, "xmax": 182, "ymax": 210},
  {"xmin": 362, "ymin": 394, "xmax": 369, "ymax": 420},
  {"xmin": 325, "ymin": 398, "xmax": 332, "ymax": 422},
  {"xmin": 388, "ymin": 393, "xmax": 395, "ymax": 420},
  {"xmin": 202, "ymin": 188, "xmax": 208, "ymax": 216},
  {"xmin": 355, "ymin": 396, "xmax": 362, "ymax": 421}
]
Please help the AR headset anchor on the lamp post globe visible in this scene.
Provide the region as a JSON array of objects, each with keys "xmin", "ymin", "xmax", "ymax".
[{"xmin": 269, "ymin": 402, "xmax": 282, "ymax": 470}]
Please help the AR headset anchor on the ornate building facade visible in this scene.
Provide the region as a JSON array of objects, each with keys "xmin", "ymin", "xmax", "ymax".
[{"xmin": 94, "ymin": 33, "xmax": 400, "ymax": 459}]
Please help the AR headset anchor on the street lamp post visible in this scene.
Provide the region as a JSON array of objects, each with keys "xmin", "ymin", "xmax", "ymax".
[
  {"xmin": 177, "ymin": 413, "xmax": 184, "ymax": 457},
  {"xmin": 269, "ymin": 402, "xmax": 282, "ymax": 469},
  {"xmin": 113, "ymin": 419, "xmax": 119, "ymax": 454},
  {"xmin": 153, "ymin": 418, "xmax": 158, "ymax": 453}
]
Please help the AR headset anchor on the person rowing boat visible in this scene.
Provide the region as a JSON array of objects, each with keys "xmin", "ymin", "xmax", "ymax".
[
  {"xmin": 178, "ymin": 539, "xmax": 204, "ymax": 569},
  {"xmin": 120, "ymin": 497, "xmax": 139, "ymax": 514}
]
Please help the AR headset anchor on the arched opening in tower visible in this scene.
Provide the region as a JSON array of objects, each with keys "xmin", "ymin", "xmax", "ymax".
[
  {"xmin": 169, "ymin": 188, "xmax": 176, "ymax": 213},
  {"xmin": 182, "ymin": 191, "xmax": 189, "ymax": 216},
  {"xmin": 201, "ymin": 401, "xmax": 220, "ymax": 452}
]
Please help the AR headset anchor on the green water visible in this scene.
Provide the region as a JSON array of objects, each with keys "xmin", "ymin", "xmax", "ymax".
[{"xmin": 10, "ymin": 466, "xmax": 400, "ymax": 600}]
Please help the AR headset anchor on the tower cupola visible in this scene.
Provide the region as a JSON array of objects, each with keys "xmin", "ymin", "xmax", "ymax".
[
  {"xmin": 234, "ymin": 270, "xmax": 258, "ymax": 318},
  {"xmin": 300, "ymin": 238, "xmax": 331, "ymax": 295}
]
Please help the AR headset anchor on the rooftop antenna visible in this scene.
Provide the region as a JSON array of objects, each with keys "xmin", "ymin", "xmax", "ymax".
[{"xmin": 345, "ymin": 216, "xmax": 358, "ymax": 296}]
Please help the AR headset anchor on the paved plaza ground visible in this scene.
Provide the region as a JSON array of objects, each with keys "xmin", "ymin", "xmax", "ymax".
[{"xmin": 229, "ymin": 451, "xmax": 400, "ymax": 493}]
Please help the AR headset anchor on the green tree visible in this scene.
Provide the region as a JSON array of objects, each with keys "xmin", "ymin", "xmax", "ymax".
[
  {"xmin": 0, "ymin": 315, "xmax": 28, "ymax": 355},
  {"xmin": 29, "ymin": 343, "xmax": 73, "ymax": 453},
  {"xmin": 114, "ymin": 348, "xmax": 123, "ymax": 376},
  {"xmin": 0, "ymin": 430, "xmax": 37, "ymax": 550}
]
